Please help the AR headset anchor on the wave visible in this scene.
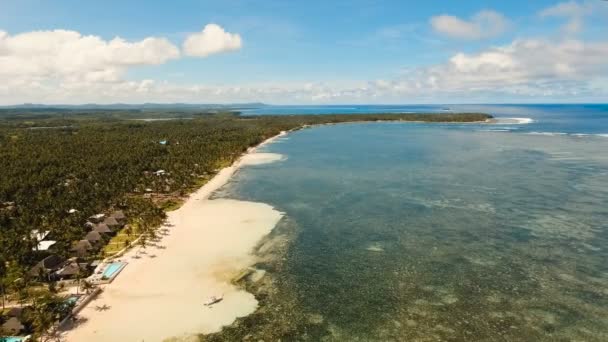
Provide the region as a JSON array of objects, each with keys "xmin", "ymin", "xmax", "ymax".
[
  {"xmin": 526, "ymin": 132, "xmax": 608, "ymax": 138},
  {"xmin": 527, "ymin": 132, "xmax": 568, "ymax": 136},
  {"xmin": 478, "ymin": 128, "xmax": 513, "ymax": 132},
  {"xmin": 492, "ymin": 117, "xmax": 534, "ymax": 125}
]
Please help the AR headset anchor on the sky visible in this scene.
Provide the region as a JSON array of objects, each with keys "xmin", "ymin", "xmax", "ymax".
[{"xmin": 0, "ymin": 0, "xmax": 607, "ymax": 104}]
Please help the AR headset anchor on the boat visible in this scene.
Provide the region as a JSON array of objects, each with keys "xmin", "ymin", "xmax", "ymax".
[{"xmin": 204, "ymin": 294, "xmax": 223, "ymax": 307}]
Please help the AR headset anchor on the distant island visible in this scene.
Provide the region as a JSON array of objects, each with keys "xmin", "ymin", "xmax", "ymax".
[{"xmin": 0, "ymin": 111, "xmax": 490, "ymax": 341}]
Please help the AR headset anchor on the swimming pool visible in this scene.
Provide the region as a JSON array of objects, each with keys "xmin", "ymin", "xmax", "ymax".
[
  {"xmin": 65, "ymin": 295, "xmax": 79, "ymax": 305},
  {"xmin": 1, "ymin": 337, "xmax": 26, "ymax": 342},
  {"xmin": 102, "ymin": 262, "xmax": 126, "ymax": 280}
]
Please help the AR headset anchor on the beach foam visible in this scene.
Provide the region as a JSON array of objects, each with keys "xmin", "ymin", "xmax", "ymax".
[
  {"xmin": 526, "ymin": 131, "xmax": 568, "ymax": 136},
  {"xmin": 492, "ymin": 117, "xmax": 534, "ymax": 125},
  {"xmin": 526, "ymin": 132, "xmax": 608, "ymax": 138},
  {"xmin": 478, "ymin": 128, "xmax": 514, "ymax": 132}
]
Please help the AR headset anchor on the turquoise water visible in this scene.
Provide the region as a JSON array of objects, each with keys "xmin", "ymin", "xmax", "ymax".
[
  {"xmin": 0, "ymin": 337, "xmax": 25, "ymax": 342},
  {"xmin": 66, "ymin": 295, "xmax": 79, "ymax": 305},
  {"xmin": 210, "ymin": 120, "xmax": 608, "ymax": 341},
  {"xmin": 243, "ymin": 103, "xmax": 608, "ymax": 136},
  {"xmin": 102, "ymin": 262, "xmax": 123, "ymax": 279}
]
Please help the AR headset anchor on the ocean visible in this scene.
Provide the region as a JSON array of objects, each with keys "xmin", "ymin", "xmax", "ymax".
[{"xmin": 213, "ymin": 104, "xmax": 608, "ymax": 341}]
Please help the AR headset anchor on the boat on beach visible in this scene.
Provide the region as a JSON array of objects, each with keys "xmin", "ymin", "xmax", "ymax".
[{"xmin": 204, "ymin": 295, "xmax": 223, "ymax": 307}]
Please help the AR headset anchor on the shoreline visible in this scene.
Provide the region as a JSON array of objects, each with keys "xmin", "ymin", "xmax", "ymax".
[
  {"xmin": 61, "ymin": 133, "xmax": 288, "ymax": 342},
  {"xmin": 60, "ymin": 119, "xmax": 490, "ymax": 341}
]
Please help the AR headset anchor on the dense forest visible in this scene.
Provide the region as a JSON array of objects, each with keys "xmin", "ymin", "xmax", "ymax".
[{"xmin": 0, "ymin": 110, "xmax": 490, "ymax": 340}]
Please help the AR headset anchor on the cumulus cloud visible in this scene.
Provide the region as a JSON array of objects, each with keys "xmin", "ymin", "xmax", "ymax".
[
  {"xmin": 0, "ymin": 26, "xmax": 607, "ymax": 104},
  {"xmin": 3, "ymin": 37, "xmax": 606, "ymax": 104},
  {"xmin": 430, "ymin": 10, "xmax": 509, "ymax": 40},
  {"xmin": 183, "ymin": 24, "xmax": 242, "ymax": 57},
  {"xmin": 0, "ymin": 29, "xmax": 179, "ymax": 83},
  {"xmin": 539, "ymin": 1, "xmax": 597, "ymax": 34},
  {"xmin": 409, "ymin": 39, "xmax": 608, "ymax": 96}
]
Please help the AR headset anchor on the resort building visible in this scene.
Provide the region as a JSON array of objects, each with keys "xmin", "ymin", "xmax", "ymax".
[
  {"xmin": 88, "ymin": 213, "xmax": 105, "ymax": 223},
  {"xmin": 1, "ymin": 317, "xmax": 25, "ymax": 335},
  {"xmin": 84, "ymin": 231, "xmax": 102, "ymax": 244},
  {"xmin": 102, "ymin": 216, "xmax": 121, "ymax": 230},
  {"xmin": 6, "ymin": 307, "xmax": 22, "ymax": 318},
  {"xmin": 71, "ymin": 240, "xmax": 93, "ymax": 258},
  {"xmin": 111, "ymin": 210, "xmax": 126, "ymax": 223},
  {"xmin": 54, "ymin": 258, "xmax": 85, "ymax": 280},
  {"xmin": 92, "ymin": 223, "xmax": 113, "ymax": 235},
  {"xmin": 29, "ymin": 254, "xmax": 65, "ymax": 280},
  {"xmin": 32, "ymin": 240, "xmax": 57, "ymax": 252}
]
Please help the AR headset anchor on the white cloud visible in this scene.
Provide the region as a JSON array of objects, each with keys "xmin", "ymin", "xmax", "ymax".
[
  {"xmin": 430, "ymin": 10, "xmax": 509, "ymax": 40},
  {"xmin": 183, "ymin": 24, "xmax": 242, "ymax": 57},
  {"xmin": 539, "ymin": 1, "xmax": 595, "ymax": 34},
  {"xmin": 0, "ymin": 29, "xmax": 179, "ymax": 83},
  {"xmin": 413, "ymin": 39, "xmax": 608, "ymax": 94},
  {"xmin": 0, "ymin": 27, "xmax": 607, "ymax": 104}
]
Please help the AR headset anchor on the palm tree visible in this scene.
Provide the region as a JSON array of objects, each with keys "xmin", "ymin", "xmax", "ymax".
[
  {"xmin": 139, "ymin": 234, "xmax": 147, "ymax": 253},
  {"xmin": 80, "ymin": 280, "xmax": 94, "ymax": 294},
  {"xmin": 48, "ymin": 280, "xmax": 58, "ymax": 294},
  {"xmin": 124, "ymin": 225, "xmax": 132, "ymax": 237},
  {"xmin": 0, "ymin": 259, "xmax": 6, "ymax": 311},
  {"xmin": 75, "ymin": 268, "xmax": 86, "ymax": 295}
]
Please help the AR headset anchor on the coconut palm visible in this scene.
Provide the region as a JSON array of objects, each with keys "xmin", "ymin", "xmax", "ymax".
[{"xmin": 80, "ymin": 280, "xmax": 94, "ymax": 294}]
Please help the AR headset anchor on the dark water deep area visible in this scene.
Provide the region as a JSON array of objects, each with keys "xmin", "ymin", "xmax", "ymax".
[{"xmin": 211, "ymin": 105, "xmax": 608, "ymax": 341}]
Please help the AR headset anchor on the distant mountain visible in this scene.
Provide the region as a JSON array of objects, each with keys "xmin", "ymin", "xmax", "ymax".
[{"xmin": 0, "ymin": 103, "xmax": 268, "ymax": 111}]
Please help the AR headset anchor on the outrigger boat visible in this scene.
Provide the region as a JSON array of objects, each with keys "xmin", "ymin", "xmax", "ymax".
[{"xmin": 204, "ymin": 294, "xmax": 223, "ymax": 307}]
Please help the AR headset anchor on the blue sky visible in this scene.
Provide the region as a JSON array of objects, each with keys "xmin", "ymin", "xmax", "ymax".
[{"xmin": 0, "ymin": 0, "xmax": 607, "ymax": 104}]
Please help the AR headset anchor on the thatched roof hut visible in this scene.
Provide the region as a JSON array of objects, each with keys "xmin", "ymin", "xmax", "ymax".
[
  {"xmin": 29, "ymin": 254, "xmax": 65, "ymax": 278},
  {"xmin": 54, "ymin": 259, "xmax": 83, "ymax": 279},
  {"xmin": 93, "ymin": 223, "xmax": 113, "ymax": 234},
  {"xmin": 6, "ymin": 307, "xmax": 23, "ymax": 318},
  {"xmin": 103, "ymin": 216, "xmax": 120, "ymax": 228},
  {"xmin": 111, "ymin": 210, "xmax": 126, "ymax": 222},
  {"xmin": 71, "ymin": 239, "xmax": 93, "ymax": 257},
  {"xmin": 85, "ymin": 231, "xmax": 102, "ymax": 243},
  {"xmin": 1, "ymin": 316, "xmax": 25, "ymax": 335},
  {"xmin": 88, "ymin": 213, "xmax": 105, "ymax": 223}
]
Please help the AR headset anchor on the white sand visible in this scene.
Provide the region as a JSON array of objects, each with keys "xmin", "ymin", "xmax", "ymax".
[
  {"xmin": 62, "ymin": 136, "xmax": 286, "ymax": 342},
  {"xmin": 240, "ymin": 152, "xmax": 285, "ymax": 166}
]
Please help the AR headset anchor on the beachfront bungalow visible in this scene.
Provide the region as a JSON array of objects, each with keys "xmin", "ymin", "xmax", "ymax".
[
  {"xmin": 88, "ymin": 213, "xmax": 105, "ymax": 223},
  {"xmin": 32, "ymin": 240, "xmax": 57, "ymax": 252},
  {"xmin": 54, "ymin": 259, "xmax": 84, "ymax": 280},
  {"xmin": 1, "ymin": 316, "xmax": 25, "ymax": 335},
  {"xmin": 6, "ymin": 307, "xmax": 23, "ymax": 318},
  {"xmin": 103, "ymin": 216, "xmax": 121, "ymax": 230},
  {"xmin": 30, "ymin": 229, "xmax": 50, "ymax": 242},
  {"xmin": 88, "ymin": 260, "xmax": 102, "ymax": 271},
  {"xmin": 111, "ymin": 210, "xmax": 127, "ymax": 223},
  {"xmin": 29, "ymin": 255, "xmax": 65, "ymax": 280},
  {"xmin": 93, "ymin": 223, "xmax": 113, "ymax": 235},
  {"xmin": 84, "ymin": 231, "xmax": 102, "ymax": 244},
  {"xmin": 71, "ymin": 240, "xmax": 93, "ymax": 257}
]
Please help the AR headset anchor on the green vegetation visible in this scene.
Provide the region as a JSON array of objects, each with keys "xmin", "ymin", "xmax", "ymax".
[{"xmin": 0, "ymin": 109, "xmax": 491, "ymax": 339}]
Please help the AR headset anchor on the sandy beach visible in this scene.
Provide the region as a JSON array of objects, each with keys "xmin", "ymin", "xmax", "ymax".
[{"xmin": 62, "ymin": 133, "xmax": 287, "ymax": 342}]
